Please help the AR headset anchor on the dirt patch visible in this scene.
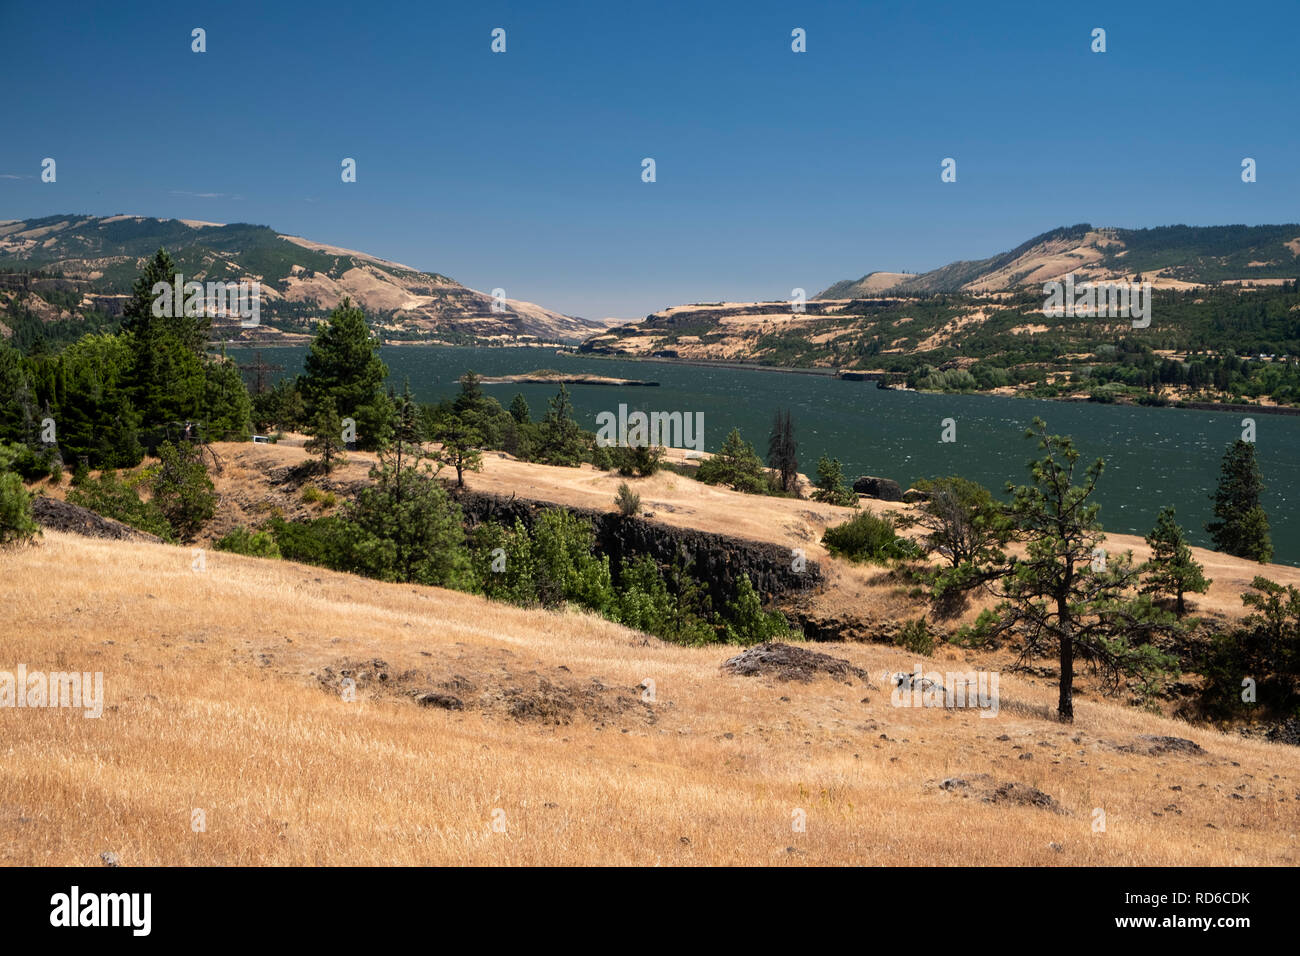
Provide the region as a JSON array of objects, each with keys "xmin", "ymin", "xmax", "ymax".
[
  {"xmin": 30, "ymin": 496, "xmax": 162, "ymax": 543},
  {"xmin": 938, "ymin": 774, "xmax": 1068, "ymax": 814},
  {"xmin": 720, "ymin": 642, "xmax": 871, "ymax": 684}
]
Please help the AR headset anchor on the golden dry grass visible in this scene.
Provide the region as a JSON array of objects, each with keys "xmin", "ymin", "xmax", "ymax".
[{"xmin": 2, "ymin": 528, "xmax": 1298, "ymax": 866}]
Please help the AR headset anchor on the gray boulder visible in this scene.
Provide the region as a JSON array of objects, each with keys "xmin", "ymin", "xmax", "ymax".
[{"xmin": 852, "ymin": 476, "xmax": 903, "ymax": 501}]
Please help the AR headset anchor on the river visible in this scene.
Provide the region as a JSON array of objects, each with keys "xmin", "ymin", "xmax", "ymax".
[{"xmin": 227, "ymin": 345, "xmax": 1298, "ymax": 567}]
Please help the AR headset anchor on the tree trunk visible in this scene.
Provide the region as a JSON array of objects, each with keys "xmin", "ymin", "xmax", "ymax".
[{"xmin": 1058, "ymin": 634, "xmax": 1074, "ymax": 722}]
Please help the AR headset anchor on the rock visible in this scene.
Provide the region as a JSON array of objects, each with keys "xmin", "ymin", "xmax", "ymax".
[
  {"xmin": 938, "ymin": 775, "xmax": 1067, "ymax": 814},
  {"xmin": 1117, "ymin": 735, "xmax": 1205, "ymax": 756},
  {"xmin": 901, "ymin": 487, "xmax": 930, "ymax": 504},
  {"xmin": 1265, "ymin": 717, "xmax": 1300, "ymax": 747},
  {"xmin": 852, "ymin": 476, "xmax": 903, "ymax": 501},
  {"xmin": 415, "ymin": 693, "xmax": 464, "ymax": 710},
  {"xmin": 720, "ymin": 642, "xmax": 870, "ymax": 684},
  {"xmin": 100, "ymin": 851, "xmax": 120, "ymax": 867}
]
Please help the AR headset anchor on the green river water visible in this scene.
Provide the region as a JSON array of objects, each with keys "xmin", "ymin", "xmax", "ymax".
[{"xmin": 227, "ymin": 345, "xmax": 1298, "ymax": 567}]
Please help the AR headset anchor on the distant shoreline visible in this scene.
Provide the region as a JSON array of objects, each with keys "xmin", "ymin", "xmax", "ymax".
[{"xmin": 219, "ymin": 341, "xmax": 1300, "ymax": 417}]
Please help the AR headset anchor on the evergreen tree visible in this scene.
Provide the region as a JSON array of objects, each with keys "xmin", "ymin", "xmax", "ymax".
[
  {"xmin": 431, "ymin": 412, "xmax": 483, "ymax": 488},
  {"xmin": 120, "ymin": 249, "xmax": 208, "ymax": 431},
  {"xmin": 299, "ymin": 298, "xmax": 389, "ymax": 449},
  {"xmin": 348, "ymin": 456, "xmax": 469, "ymax": 587},
  {"xmin": 1141, "ymin": 506, "xmax": 1210, "ymax": 616},
  {"xmin": 767, "ymin": 409, "xmax": 799, "ymax": 493},
  {"xmin": 1206, "ymin": 439, "xmax": 1272, "ymax": 562},
  {"xmin": 508, "ymin": 392, "xmax": 531, "ymax": 424},
  {"xmin": 151, "ymin": 440, "xmax": 216, "ymax": 541},
  {"xmin": 305, "ymin": 398, "xmax": 347, "ymax": 474},
  {"xmin": 696, "ymin": 428, "xmax": 767, "ymax": 493},
  {"xmin": 810, "ymin": 455, "xmax": 856, "ymax": 507},
  {"xmin": 0, "ymin": 471, "xmax": 38, "ymax": 546},
  {"xmin": 977, "ymin": 419, "xmax": 1181, "ymax": 721},
  {"xmin": 534, "ymin": 384, "xmax": 587, "ymax": 466}
]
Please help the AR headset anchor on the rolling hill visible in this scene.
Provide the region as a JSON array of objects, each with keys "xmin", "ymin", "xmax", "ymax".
[
  {"xmin": 818, "ymin": 223, "xmax": 1300, "ymax": 298},
  {"xmin": 580, "ymin": 224, "xmax": 1300, "ymax": 406},
  {"xmin": 0, "ymin": 214, "xmax": 608, "ymax": 345}
]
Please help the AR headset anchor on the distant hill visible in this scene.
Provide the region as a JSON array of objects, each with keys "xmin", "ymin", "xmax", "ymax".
[
  {"xmin": 580, "ymin": 223, "xmax": 1300, "ymax": 407},
  {"xmin": 0, "ymin": 214, "xmax": 607, "ymax": 344},
  {"xmin": 818, "ymin": 223, "xmax": 1300, "ymax": 298}
]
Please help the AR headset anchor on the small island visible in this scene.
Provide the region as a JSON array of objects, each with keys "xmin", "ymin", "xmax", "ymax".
[{"xmin": 479, "ymin": 368, "xmax": 659, "ymax": 386}]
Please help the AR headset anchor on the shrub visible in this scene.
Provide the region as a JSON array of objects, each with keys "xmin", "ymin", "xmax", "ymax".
[
  {"xmin": 302, "ymin": 485, "xmax": 338, "ymax": 508},
  {"xmin": 614, "ymin": 554, "xmax": 717, "ymax": 646},
  {"xmin": 897, "ymin": 616, "xmax": 934, "ymax": 655},
  {"xmin": 822, "ymin": 508, "xmax": 920, "ymax": 564},
  {"xmin": 722, "ymin": 575, "xmax": 792, "ymax": 645},
  {"xmin": 615, "ymin": 482, "xmax": 641, "ymax": 517},
  {"xmin": 610, "ymin": 443, "xmax": 664, "ymax": 477},
  {"xmin": 265, "ymin": 515, "xmax": 359, "ymax": 570},
  {"xmin": 214, "ymin": 525, "xmax": 282, "ymax": 559},
  {"xmin": 0, "ymin": 473, "xmax": 39, "ymax": 546},
  {"xmin": 151, "ymin": 441, "xmax": 216, "ymax": 541},
  {"xmin": 66, "ymin": 470, "xmax": 173, "ymax": 540}
]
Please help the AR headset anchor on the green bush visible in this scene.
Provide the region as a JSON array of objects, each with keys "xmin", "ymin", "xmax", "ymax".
[
  {"xmin": 66, "ymin": 470, "xmax": 174, "ymax": 540},
  {"xmin": 614, "ymin": 554, "xmax": 717, "ymax": 646},
  {"xmin": 266, "ymin": 515, "xmax": 358, "ymax": 570},
  {"xmin": 721, "ymin": 575, "xmax": 792, "ymax": 645},
  {"xmin": 610, "ymin": 443, "xmax": 664, "ymax": 477},
  {"xmin": 897, "ymin": 616, "xmax": 934, "ymax": 655},
  {"xmin": 822, "ymin": 508, "xmax": 920, "ymax": 564},
  {"xmin": 0, "ymin": 473, "xmax": 39, "ymax": 546},
  {"xmin": 302, "ymin": 485, "xmax": 338, "ymax": 507},
  {"xmin": 615, "ymin": 482, "xmax": 641, "ymax": 516},
  {"xmin": 214, "ymin": 525, "xmax": 282, "ymax": 559},
  {"xmin": 151, "ymin": 441, "xmax": 216, "ymax": 541}
]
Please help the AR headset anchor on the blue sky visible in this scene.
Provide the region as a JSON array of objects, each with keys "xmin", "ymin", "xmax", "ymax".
[{"xmin": 2, "ymin": 0, "xmax": 1297, "ymax": 319}]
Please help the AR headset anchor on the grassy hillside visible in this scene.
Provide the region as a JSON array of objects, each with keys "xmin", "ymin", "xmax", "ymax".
[{"xmin": 4, "ymin": 525, "xmax": 1298, "ymax": 866}]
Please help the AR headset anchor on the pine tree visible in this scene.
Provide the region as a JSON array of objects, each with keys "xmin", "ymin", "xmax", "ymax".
[
  {"xmin": 535, "ymin": 384, "xmax": 586, "ymax": 466},
  {"xmin": 300, "ymin": 298, "xmax": 389, "ymax": 449},
  {"xmin": 120, "ymin": 249, "xmax": 208, "ymax": 430},
  {"xmin": 508, "ymin": 392, "xmax": 531, "ymax": 424},
  {"xmin": 151, "ymin": 440, "xmax": 216, "ymax": 541},
  {"xmin": 431, "ymin": 413, "xmax": 483, "ymax": 488},
  {"xmin": 305, "ymin": 398, "xmax": 346, "ymax": 474},
  {"xmin": 1141, "ymin": 507, "xmax": 1211, "ymax": 616},
  {"xmin": 810, "ymin": 455, "xmax": 856, "ymax": 507},
  {"xmin": 1206, "ymin": 439, "xmax": 1272, "ymax": 562},
  {"xmin": 978, "ymin": 419, "xmax": 1181, "ymax": 722},
  {"xmin": 697, "ymin": 428, "xmax": 767, "ymax": 493}
]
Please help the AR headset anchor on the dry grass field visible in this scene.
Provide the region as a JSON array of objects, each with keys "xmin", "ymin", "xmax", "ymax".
[{"xmin": 2, "ymin": 514, "xmax": 1298, "ymax": 866}]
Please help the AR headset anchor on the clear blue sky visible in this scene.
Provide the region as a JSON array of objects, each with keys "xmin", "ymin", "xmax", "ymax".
[{"xmin": 2, "ymin": 0, "xmax": 1297, "ymax": 319}]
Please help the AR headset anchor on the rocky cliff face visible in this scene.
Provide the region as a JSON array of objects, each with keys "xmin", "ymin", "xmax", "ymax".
[{"xmin": 454, "ymin": 489, "xmax": 823, "ymax": 607}]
